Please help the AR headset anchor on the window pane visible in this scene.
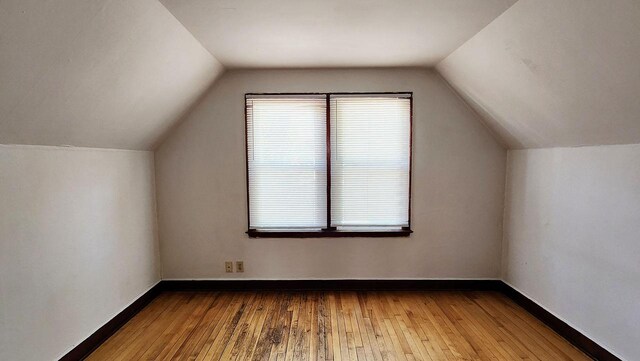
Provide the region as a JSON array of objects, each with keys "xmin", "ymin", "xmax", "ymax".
[
  {"xmin": 330, "ymin": 95, "xmax": 411, "ymax": 229},
  {"xmin": 246, "ymin": 95, "xmax": 327, "ymax": 229}
]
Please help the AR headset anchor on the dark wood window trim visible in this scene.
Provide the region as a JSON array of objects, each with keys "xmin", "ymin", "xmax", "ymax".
[
  {"xmin": 246, "ymin": 228, "xmax": 413, "ymax": 238},
  {"xmin": 245, "ymin": 92, "xmax": 413, "ymax": 238}
]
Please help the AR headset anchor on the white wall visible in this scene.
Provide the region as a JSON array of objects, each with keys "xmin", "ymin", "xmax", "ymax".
[
  {"xmin": 0, "ymin": 145, "xmax": 161, "ymax": 361},
  {"xmin": 155, "ymin": 68, "xmax": 506, "ymax": 280},
  {"xmin": 503, "ymin": 144, "xmax": 640, "ymax": 361}
]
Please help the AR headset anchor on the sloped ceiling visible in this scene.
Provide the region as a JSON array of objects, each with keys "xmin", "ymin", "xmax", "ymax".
[
  {"xmin": 437, "ymin": 0, "xmax": 640, "ymax": 149},
  {"xmin": 160, "ymin": 0, "xmax": 516, "ymax": 68},
  {"xmin": 0, "ymin": 0, "xmax": 223, "ymax": 150},
  {"xmin": 4, "ymin": 0, "xmax": 639, "ymax": 150}
]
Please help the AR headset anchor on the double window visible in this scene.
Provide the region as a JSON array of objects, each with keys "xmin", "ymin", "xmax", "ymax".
[{"xmin": 245, "ymin": 93, "xmax": 412, "ymax": 237}]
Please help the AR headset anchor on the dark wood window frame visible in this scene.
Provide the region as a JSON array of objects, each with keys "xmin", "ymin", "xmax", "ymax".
[{"xmin": 244, "ymin": 92, "xmax": 413, "ymax": 238}]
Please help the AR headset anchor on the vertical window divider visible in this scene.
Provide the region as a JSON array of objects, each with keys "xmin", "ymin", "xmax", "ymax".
[{"xmin": 324, "ymin": 94, "xmax": 335, "ymax": 231}]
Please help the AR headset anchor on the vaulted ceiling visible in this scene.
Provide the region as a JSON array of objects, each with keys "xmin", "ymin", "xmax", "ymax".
[
  {"xmin": 437, "ymin": 0, "xmax": 640, "ymax": 149},
  {"xmin": 1, "ymin": 0, "xmax": 640, "ymax": 150},
  {"xmin": 0, "ymin": 0, "xmax": 222, "ymax": 150}
]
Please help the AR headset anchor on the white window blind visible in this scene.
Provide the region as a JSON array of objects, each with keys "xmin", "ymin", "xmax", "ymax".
[
  {"xmin": 330, "ymin": 94, "xmax": 411, "ymax": 230},
  {"xmin": 246, "ymin": 95, "xmax": 327, "ymax": 230}
]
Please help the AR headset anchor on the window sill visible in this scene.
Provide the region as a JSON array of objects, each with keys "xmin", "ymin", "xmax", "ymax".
[{"xmin": 246, "ymin": 229, "xmax": 413, "ymax": 238}]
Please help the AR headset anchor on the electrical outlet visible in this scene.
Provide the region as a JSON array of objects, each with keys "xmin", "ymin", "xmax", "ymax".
[
  {"xmin": 236, "ymin": 261, "xmax": 244, "ymax": 273},
  {"xmin": 225, "ymin": 261, "xmax": 233, "ymax": 273}
]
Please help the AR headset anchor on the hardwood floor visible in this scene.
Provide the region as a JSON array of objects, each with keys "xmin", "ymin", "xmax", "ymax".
[{"xmin": 87, "ymin": 291, "xmax": 591, "ymax": 361}]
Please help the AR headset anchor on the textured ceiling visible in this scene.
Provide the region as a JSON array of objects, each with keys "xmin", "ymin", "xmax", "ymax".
[
  {"xmin": 160, "ymin": 0, "xmax": 516, "ymax": 68},
  {"xmin": 0, "ymin": 0, "xmax": 223, "ymax": 150},
  {"xmin": 437, "ymin": 0, "xmax": 640, "ymax": 149}
]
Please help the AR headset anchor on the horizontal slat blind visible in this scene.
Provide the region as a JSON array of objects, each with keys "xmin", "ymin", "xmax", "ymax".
[
  {"xmin": 330, "ymin": 95, "xmax": 411, "ymax": 230},
  {"xmin": 246, "ymin": 95, "xmax": 327, "ymax": 229}
]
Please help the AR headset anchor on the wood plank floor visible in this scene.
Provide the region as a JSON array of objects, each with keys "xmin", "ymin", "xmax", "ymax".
[{"xmin": 87, "ymin": 291, "xmax": 591, "ymax": 361}]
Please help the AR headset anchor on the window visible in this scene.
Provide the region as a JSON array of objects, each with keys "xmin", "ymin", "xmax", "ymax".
[
  {"xmin": 245, "ymin": 93, "xmax": 412, "ymax": 237},
  {"xmin": 246, "ymin": 95, "xmax": 327, "ymax": 230}
]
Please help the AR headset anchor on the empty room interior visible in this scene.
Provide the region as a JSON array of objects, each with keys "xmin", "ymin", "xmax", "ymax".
[{"xmin": 1, "ymin": 0, "xmax": 639, "ymax": 360}]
